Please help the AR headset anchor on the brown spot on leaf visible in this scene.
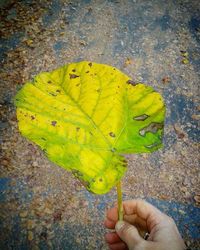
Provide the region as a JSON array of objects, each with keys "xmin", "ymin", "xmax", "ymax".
[
  {"xmin": 88, "ymin": 62, "xmax": 92, "ymax": 67},
  {"xmin": 86, "ymin": 71, "xmax": 89, "ymax": 73},
  {"xmin": 51, "ymin": 121, "xmax": 57, "ymax": 126},
  {"xmin": 111, "ymin": 147, "xmax": 116, "ymax": 152},
  {"xmin": 31, "ymin": 115, "xmax": 35, "ymax": 120},
  {"xmin": 72, "ymin": 69, "xmax": 76, "ymax": 72},
  {"xmin": 80, "ymin": 179, "xmax": 90, "ymax": 189},
  {"xmin": 49, "ymin": 92, "xmax": 56, "ymax": 96},
  {"xmin": 122, "ymin": 159, "xmax": 127, "ymax": 166},
  {"xmin": 145, "ymin": 142, "xmax": 161, "ymax": 149},
  {"xmin": 99, "ymin": 178, "xmax": 103, "ymax": 182},
  {"xmin": 76, "ymin": 127, "xmax": 80, "ymax": 131},
  {"xmin": 69, "ymin": 74, "xmax": 79, "ymax": 79},
  {"xmin": 47, "ymin": 81, "xmax": 52, "ymax": 84},
  {"xmin": 56, "ymin": 89, "xmax": 61, "ymax": 93},
  {"xmin": 133, "ymin": 114, "xmax": 149, "ymax": 121},
  {"xmin": 72, "ymin": 169, "xmax": 83, "ymax": 177},
  {"xmin": 139, "ymin": 122, "xmax": 164, "ymax": 136},
  {"xmin": 109, "ymin": 132, "xmax": 116, "ymax": 137},
  {"xmin": 126, "ymin": 80, "xmax": 138, "ymax": 86}
]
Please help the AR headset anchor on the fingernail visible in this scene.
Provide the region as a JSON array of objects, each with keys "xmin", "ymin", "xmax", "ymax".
[{"xmin": 115, "ymin": 221, "xmax": 125, "ymax": 231}]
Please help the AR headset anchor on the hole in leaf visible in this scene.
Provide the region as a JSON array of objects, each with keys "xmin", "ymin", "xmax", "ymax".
[
  {"xmin": 51, "ymin": 121, "xmax": 57, "ymax": 126},
  {"xmin": 133, "ymin": 114, "xmax": 149, "ymax": 121},
  {"xmin": 139, "ymin": 122, "xmax": 163, "ymax": 136},
  {"xmin": 126, "ymin": 80, "xmax": 138, "ymax": 86},
  {"xmin": 69, "ymin": 74, "xmax": 79, "ymax": 79},
  {"xmin": 109, "ymin": 132, "xmax": 116, "ymax": 137}
]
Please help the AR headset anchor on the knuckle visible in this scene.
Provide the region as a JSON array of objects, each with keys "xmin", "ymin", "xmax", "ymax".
[{"xmin": 121, "ymin": 224, "xmax": 134, "ymax": 236}]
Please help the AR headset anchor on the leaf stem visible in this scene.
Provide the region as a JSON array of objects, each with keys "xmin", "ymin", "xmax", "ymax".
[{"xmin": 117, "ymin": 181, "xmax": 123, "ymax": 221}]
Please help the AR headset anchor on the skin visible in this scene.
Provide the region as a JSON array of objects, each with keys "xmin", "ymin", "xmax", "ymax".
[{"xmin": 104, "ymin": 200, "xmax": 186, "ymax": 250}]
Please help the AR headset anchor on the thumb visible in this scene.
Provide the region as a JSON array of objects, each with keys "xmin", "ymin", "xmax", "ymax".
[{"xmin": 115, "ymin": 221, "xmax": 144, "ymax": 249}]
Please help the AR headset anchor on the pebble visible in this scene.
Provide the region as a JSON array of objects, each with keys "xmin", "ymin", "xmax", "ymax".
[
  {"xmin": 44, "ymin": 207, "xmax": 53, "ymax": 215},
  {"xmin": 20, "ymin": 211, "xmax": 28, "ymax": 218},
  {"xmin": 179, "ymin": 209, "xmax": 186, "ymax": 215},
  {"xmin": 27, "ymin": 220, "xmax": 35, "ymax": 230},
  {"xmin": 32, "ymin": 161, "xmax": 39, "ymax": 167}
]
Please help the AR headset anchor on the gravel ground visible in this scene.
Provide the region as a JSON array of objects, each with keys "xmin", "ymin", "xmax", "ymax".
[{"xmin": 0, "ymin": 0, "xmax": 200, "ymax": 249}]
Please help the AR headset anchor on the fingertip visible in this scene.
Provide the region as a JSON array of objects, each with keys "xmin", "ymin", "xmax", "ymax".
[
  {"xmin": 108, "ymin": 242, "xmax": 128, "ymax": 250},
  {"xmin": 106, "ymin": 207, "xmax": 118, "ymax": 221},
  {"xmin": 104, "ymin": 219, "xmax": 116, "ymax": 229},
  {"xmin": 105, "ymin": 232, "xmax": 121, "ymax": 244}
]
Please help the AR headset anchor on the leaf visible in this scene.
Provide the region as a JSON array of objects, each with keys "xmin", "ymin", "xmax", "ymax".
[{"xmin": 15, "ymin": 61, "xmax": 165, "ymax": 194}]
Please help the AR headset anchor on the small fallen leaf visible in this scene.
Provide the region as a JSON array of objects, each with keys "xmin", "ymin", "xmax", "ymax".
[
  {"xmin": 124, "ymin": 58, "xmax": 133, "ymax": 66},
  {"xmin": 79, "ymin": 40, "xmax": 87, "ymax": 46},
  {"xmin": 28, "ymin": 231, "xmax": 34, "ymax": 241},
  {"xmin": 180, "ymin": 50, "xmax": 189, "ymax": 57},
  {"xmin": 191, "ymin": 114, "xmax": 200, "ymax": 120},
  {"xmin": 24, "ymin": 39, "xmax": 34, "ymax": 47},
  {"xmin": 194, "ymin": 195, "xmax": 200, "ymax": 204},
  {"xmin": 162, "ymin": 76, "xmax": 171, "ymax": 84},
  {"xmin": 182, "ymin": 58, "xmax": 189, "ymax": 64},
  {"xmin": 173, "ymin": 125, "xmax": 186, "ymax": 139}
]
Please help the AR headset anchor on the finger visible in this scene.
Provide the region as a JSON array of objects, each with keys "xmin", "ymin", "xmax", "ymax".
[
  {"xmin": 109, "ymin": 241, "xmax": 128, "ymax": 250},
  {"xmin": 115, "ymin": 221, "xmax": 145, "ymax": 249},
  {"xmin": 123, "ymin": 200, "xmax": 160, "ymax": 218},
  {"xmin": 105, "ymin": 232, "xmax": 121, "ymax": 244},
  {"xmin": 123, "ymin": 200, "xmax": 163, "ymax": 230},
  {"xmin": 104, "ymin": 219, "xmax": 116, "ymax": 229},
  {"xmin": 106, "ymin": 207, "xmax": 118, "ymax": 222},
  {"xmin": 124, "ymin": 214, "xmax": 147, "ymax": 231},
  {"xmin": 106, "ymin": 204, "xmax": 148, "ymax": 231}
]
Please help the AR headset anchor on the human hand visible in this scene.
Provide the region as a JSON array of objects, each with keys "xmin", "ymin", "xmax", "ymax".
[{"xmin": 104, "ymin": 200, "xmax": 186, "ymax": 250}]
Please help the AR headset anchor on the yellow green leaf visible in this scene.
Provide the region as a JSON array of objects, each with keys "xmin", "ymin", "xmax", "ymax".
[{"xmin": 15, "ymin": 61, "xmax": 165, "ymax": 194}]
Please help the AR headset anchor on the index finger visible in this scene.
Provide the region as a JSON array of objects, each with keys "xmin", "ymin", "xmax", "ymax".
[{"xmin": 123, "ymin": 200, "xmax": 162, "ymax": 219}]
